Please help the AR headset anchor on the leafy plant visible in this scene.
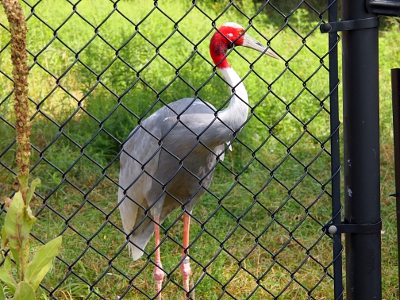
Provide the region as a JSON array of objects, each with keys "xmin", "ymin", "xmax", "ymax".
[
  {"xmin": 0, "ymin": 0, "xmax": 62, "ymax": 298},
  {"xmin": 0, "ymin": 181, "xmax": 62, "ymax": 299}
]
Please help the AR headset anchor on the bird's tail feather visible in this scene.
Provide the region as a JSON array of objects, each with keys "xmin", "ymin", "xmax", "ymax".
[
  {"xmin": 119, "ymin": 186, "xmax": 155, "ymax": 261},
  {"xmin": 126, "ymin": 219, "xmax": 154, "ymax": 261}
]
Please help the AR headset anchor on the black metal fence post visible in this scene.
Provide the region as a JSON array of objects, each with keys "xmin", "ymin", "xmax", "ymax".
[
  {"xmin": 342, "ymin": 0, "xmax": 382, "ymax": 299},
  {"xmin": 391, "ymin": 68, "xmax": 400, "ymax": 299},
  {"xmin": 327, "ymin": 1, "xmax": 344, "ymax": 299}
]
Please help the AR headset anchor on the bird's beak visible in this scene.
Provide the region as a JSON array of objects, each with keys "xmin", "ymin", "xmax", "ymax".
[{"xmin": 242, "ymin": 34, "xmax": 279, "ymax": 59}]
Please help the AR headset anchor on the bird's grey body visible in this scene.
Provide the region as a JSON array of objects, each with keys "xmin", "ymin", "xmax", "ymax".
[{"xmin": 118, "ymin": 95, "xmax": 240, "ymax": 260}]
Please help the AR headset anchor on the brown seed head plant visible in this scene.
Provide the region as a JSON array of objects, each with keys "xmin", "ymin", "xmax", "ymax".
[{"xmin": 1, "ymin": 0, "xmax": 30, "ymax": 200}]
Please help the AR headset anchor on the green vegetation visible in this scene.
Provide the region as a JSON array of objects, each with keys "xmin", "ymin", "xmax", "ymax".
[
  {"xmin": 0, "ymin": 0, "xmax": 62, "ymax": 298},
  {"xmin": 0, "ymin": 0, "xmax": 399, "ymax": 299},
  {"xmin": 1, "ymin": 185, "xmax": 63, "ymax": 300}
]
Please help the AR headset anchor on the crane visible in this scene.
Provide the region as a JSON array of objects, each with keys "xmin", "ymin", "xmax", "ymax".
[{"xmin": 118, "ymin": 22, "xmax": 278, "ymax": 299}]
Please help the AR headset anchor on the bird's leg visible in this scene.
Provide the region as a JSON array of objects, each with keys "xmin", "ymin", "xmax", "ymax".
[
  {"xmin": 180, "ymin": 212, "xmax": 192, "ymax": 298},
  {"xmin": 154, "ymin": 218, "xmax": 164, "ymax": 300}
]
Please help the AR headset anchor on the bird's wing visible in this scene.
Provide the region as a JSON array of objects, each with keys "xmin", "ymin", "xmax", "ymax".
[
  {"xmin": 118, "ymin": 117, "xmax": 163, "ymax": 261},
  {"xmin": 166, "ymin": 97, "xmax": 217, "ymax": 115},
  {"xmin": 160, "ymin": 98, "xmax": 233, "ymax": 161}
]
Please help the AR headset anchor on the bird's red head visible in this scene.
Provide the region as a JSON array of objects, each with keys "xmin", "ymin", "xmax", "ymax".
[
  {"xmin": 209, "ymin": 22, "xmax": 278, "ymax": 69},
  {"xmin": 209, "ymin": 22, "xmax": 246, "ymax": 69}
]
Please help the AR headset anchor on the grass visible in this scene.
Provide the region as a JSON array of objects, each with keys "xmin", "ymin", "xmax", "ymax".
[{"xmin": 0, "ymin": 0, "xmax": 399, "ymax": 299}]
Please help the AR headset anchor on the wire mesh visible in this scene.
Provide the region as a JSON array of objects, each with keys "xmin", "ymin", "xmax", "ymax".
[{"xmin": 0, "ymin": 0, "xmax": 342, "ymax": 299}]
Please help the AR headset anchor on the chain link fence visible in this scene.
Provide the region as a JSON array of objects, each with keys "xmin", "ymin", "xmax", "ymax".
[{"xmin": 0, "ymin": 0, "xmax": 341, "ymax": 299}]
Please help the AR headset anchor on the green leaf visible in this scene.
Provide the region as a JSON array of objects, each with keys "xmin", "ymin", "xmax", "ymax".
[
  {"xmin": 1, "ymin": 227, "xmax": 8, "ymax": 249},
  {"xmin": 0, "ymin": 256, "xmax": 16, "ymax": 294},
  {"xmin": 25, "ymin": 205, "xmax": 37, "ymax": 231},
  {"xmin": 13, "ymin": 281, "xmax": 35, "ymax": 300},
  {"xmin": 26, "ymin": 236, "xmax": 62, "ymax": 291},
  {"xmin": 10, "ymin": 247, "xmax": 19, "ymax": 266},
  {"xmin": 26, "ymin": 178, "xmax": 41, "ymax": 205},
  {"xmin": 0, "ymin": 284, "xmax": 5, "ymax": 300},
  {"xmin": 4, "ymin": 192, "xmax": 29, "ymax": 250}
]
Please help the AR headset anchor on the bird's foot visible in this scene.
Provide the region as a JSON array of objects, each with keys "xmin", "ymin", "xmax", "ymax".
[
  {"xmin": 154, "ymin": 265, "xmax": 164, "ymax": 300},
  {"xmin": 180, "ymin": 256, "xmax": 192, "ymax": 299}
]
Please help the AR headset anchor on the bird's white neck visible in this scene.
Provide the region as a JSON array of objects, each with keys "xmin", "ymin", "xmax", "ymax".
[{"xmin": 218, "ymin": 67, "xmax": 249, "ymax": 132}]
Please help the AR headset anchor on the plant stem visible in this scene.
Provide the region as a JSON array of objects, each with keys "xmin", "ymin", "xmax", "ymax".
[
  {"xmin": 1, "ymin": 0, "xmax": 30, "ymax": 200},
  {"xmin": 1, "ymin": 0, "xmax": 30, "ymax": 285}
]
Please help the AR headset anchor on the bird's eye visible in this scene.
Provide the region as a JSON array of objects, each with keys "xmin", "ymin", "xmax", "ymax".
[{"xmin": 238, "ymin": 29, "xmax": 245, "ymax": 35}]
